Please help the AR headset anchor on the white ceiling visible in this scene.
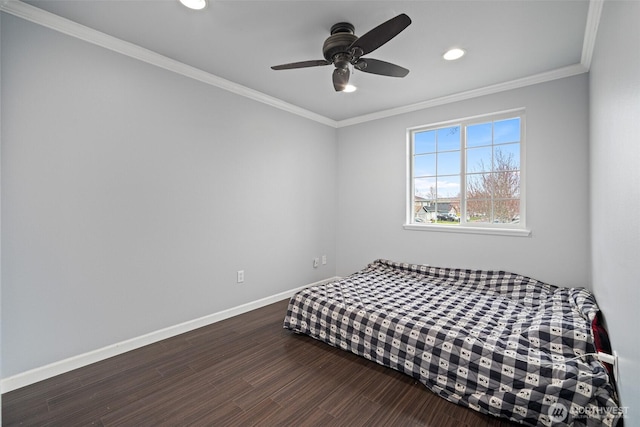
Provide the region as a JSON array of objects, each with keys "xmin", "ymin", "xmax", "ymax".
[{"xmin": 10, "ymin": 0, "xmax": 595, "ymax": 124}]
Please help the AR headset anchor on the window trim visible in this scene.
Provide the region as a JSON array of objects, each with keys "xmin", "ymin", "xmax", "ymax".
[
  {"xmin": 404, "ymin": 108, "xmax": 530, "ymax": 237},
  {"xmin": 402, "ymin": 223, "xmax": 532, "ymax": 237}
]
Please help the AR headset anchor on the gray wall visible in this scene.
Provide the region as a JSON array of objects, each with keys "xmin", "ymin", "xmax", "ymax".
[
  {"xmin": 589, "ymin": 0, "xmax": 640, "ymax": 422},
  {"xmin": 336, "ymin": 75, "xmax": 590, "ymax": 289},
  {"xmin": 1, "ymin": 15, "xmax": 337, "ymax": 377}
]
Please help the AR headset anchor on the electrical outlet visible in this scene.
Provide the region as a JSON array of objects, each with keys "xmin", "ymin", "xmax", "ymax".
[
  {"xmin": 322, "ymin": 255, "xmax": 327, "ymax": 265},
  {"xmin": 237, "ymin": 270, "xmax": 244, "ymax": 283},
  {"xmin": 313, "ymin": 258, "xmax": 319, "ymax": 268}
]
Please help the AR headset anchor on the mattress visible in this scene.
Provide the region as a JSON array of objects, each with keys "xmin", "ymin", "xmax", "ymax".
[{"xmin": 283, "ymin": 259, "xmax": 620, "ymax": 426}]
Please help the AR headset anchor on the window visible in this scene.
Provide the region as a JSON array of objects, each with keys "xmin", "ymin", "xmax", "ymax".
[{"xmin": 406, "ymin": 110, "xmax": 528, "ymax": 235}]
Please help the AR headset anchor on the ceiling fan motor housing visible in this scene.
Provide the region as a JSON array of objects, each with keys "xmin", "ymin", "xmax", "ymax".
[{"xmin": 323, "ymin": 22, "xmax": 357, "ymax": 65}]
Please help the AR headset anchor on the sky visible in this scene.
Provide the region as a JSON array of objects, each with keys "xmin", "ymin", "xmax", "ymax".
[{"xmin": 413, "ymin": 117, "xmax": 521, "ymax": 199}]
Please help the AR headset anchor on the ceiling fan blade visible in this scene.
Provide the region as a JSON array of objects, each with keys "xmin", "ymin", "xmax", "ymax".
[
  {"xmin": 271, "ymin": 59, "xmax": 331, "ymax": 70},
  {"xmin": 349, "ymin": 13, "xmax": 411, "ymax": 57},
  {"xmin": 333, "ymin": 67, "xmax": 350, "ymax": 92},
  {"xmin": 354, "ymin": 58, "xmax": 409, "ymax": 77}
]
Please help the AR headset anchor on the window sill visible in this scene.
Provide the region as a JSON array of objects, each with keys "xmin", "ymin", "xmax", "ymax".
[{"xmin": 403, "ymin": 223, "xmax": 532, "ymax": 237}]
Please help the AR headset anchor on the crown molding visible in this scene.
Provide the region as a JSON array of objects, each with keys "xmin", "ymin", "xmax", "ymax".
[
  {"xmin": 0, "ymin": 0, "xmax": 338, "ymax": 128},
  {"xmin": 1, "ymin": 0, "xmax": 601, "ymax": 130},
  {"xmin": 336, "ymin": 63, "xmax": 588, "ymax": 128},
  {"xmin": 338, "ymin": 0, "xmax": 601, "ymax": 127},
  {"xmin": 581, "ymin": 0, "xmax": 604, "ymax": 70}
]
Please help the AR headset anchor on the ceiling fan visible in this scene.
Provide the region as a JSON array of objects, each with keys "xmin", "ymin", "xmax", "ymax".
[{"xmin": 271, "ymin": 13, "xmax": 412, "ymax": 92}]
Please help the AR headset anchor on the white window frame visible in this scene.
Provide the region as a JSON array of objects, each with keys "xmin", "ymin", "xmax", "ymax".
[{"xmin": 404, "ymin": 108, "xmax": 531, "ymax": 237}]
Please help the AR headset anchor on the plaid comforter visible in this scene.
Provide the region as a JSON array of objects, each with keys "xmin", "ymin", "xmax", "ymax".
[{"xmin": 283, "ymin": 259, "xmax": 620, "ymax": 426}]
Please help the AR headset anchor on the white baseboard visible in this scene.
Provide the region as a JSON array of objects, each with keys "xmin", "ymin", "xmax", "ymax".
[{"xmin": 1, "ymin": 277, "xmax": 339, "ymax": 393}]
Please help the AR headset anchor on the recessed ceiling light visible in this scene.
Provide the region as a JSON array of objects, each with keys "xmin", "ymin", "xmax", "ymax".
[
  {"xmin": 179, "ymin": 0, "xmax": 207, "ymax": 10},
  {"xmin": 443, "ymin": 48, "xmax": 466, "ymax": 61}
]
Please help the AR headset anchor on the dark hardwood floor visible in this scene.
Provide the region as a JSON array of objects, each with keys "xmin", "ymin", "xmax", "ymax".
[{"xmin": 3, "ymin": 299, "xmax": 519, "ymax": 426}]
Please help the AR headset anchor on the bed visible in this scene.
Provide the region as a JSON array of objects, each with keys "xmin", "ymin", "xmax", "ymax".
[{"xmin": 283, "ymin": 259, "xmax": 620, "ymax": 426}]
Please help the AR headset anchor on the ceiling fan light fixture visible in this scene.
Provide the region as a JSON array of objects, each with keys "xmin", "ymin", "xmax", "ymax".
[
  {"xmin": 343, "ymin": 84, "xmax": 357, "ymax": 93},
  {"xmin": 179, "ymin": 0, "xmax": 207, "ymax": 10},
  {"xmin": 341, "ymin": 64, "xmax": 357, "ymax": 93},
  {"xmin": 443, "ymin": 48, "xmax": 466, "ymax": 61}
]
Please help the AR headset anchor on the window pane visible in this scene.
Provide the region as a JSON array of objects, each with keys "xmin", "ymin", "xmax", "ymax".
[
  {"xmin": 466, "ymin": 122, "xmax": 492, "ymax": 148},
  {"xmin": 494, "ymin": 118, "xmax": 520, "ymax": 144},
  {"xmin": 495, "ymin": 144, "xmax": 520, "ymax": 170},
  {"xmin": 437, "ymin": 151, "xmax": 460, "ymax": 175},
  {"xmin": 414, "ymin": 177, "xmax": 437, "ymax": 199},
  {"xmin": 466, "ymin": 173, "xmax": 493, "ymax": 200},
  {"xmin": 414, "ymin": 197, "xmax": 434, "ymax": 223},
  {"xmin": 437, "ymin": 126, "xmax": 460, "ymax": 151},
  {"xmin": 466, "ymin": 199, "xmax": 492, "ymax": 223},
  {"xmin": 414, "ymin": 130, "xmax": 436, "ymax": 154},
  {"xmin": 414, "ymin": 154, "xmax": 436, "ymax": 177},
  {"xmin": 434, "ymin": 198, "xmax": 461, "ymax": 224},
  {"xmin": 466, "ymin": 146, "xmax": 492, "ymax": 173},
  {"xmin": 437, "ymin": 175, "xmax": 460, "ymax": 198},
  {"xmin": 494, "ymin": 199, "xmax": 520, "ymax": 223},
  {"xmin": 493, "ymin": 171, "xmax": 520, "ymax": 199}
]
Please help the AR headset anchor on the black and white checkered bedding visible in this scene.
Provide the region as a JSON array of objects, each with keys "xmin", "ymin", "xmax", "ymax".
[{"xmin": 283, "ymin": 259, "xmax": 620, "ymax": 426}]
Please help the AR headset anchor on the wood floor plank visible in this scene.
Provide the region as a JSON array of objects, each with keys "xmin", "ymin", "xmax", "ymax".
[
  {"xmin": 100, "ymin": 372, "xmax": 223, "ymax": 426},
  {"xmin": 256, "ymin": 403, "xmax": 336, "ymax": 427},
  {"xmin": 3, "ymin": 299, "xmax": 519, "ymax": 426}
]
